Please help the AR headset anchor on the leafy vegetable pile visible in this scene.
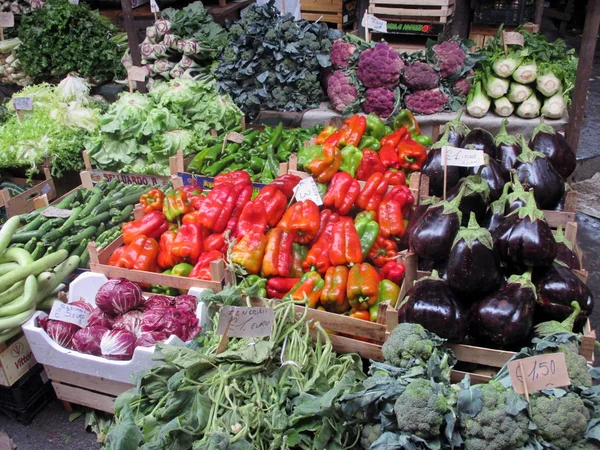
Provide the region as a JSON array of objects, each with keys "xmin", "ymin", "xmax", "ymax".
[
  {"xmin": 215, "ymin": 0, "xmax": 341, "ymax": 119},
  {"xmin": 0, "ymin": 38, "xmax": 29, "ymax": 86},
  {"xmin": 17, "ymin": 0, "xmax": 126, "ymax": 83},
  {"xmin": 468, "ymin": 29, "xmax": 578, "ymax": 119},
  {"xmin": 86, "ymin": 77, "xmax": 243, "ymax": 175},
  {"xmin": 102, "ymin": 291, "xmax": 365, "ymax": 449},
  {"xmin": 328, "ymin": 36, "xmax": 481, "ymax": 118},
  {"xmin": 0, "ymin": 74, "xmax": 104, "ymax": 177},
  {"xmin": 132, "ymin": 1, "xmax": 228, "ymax": 82}
]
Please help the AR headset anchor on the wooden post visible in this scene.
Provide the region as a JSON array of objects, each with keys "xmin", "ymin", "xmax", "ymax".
[
  {"xmin": 120, "ymin": 0, "xmax": 147, "ymax": 93},
  {"xmin": 534, "ymin": 0, "xmax": 544, "ymax": 25},
  {"xmin": 566, "ymin": 0, "xmax": 600, "ymax": 152}
]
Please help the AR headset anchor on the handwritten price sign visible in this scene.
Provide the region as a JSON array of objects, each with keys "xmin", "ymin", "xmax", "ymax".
[
  {"xmin": 441, "ymin": 146, "xmax": 485, "ymax": 167},
  {"xmin": 49, "ymin": 301, "xmax": 91, "ymax": 328},
  {"xmin": 217, "ymin": 306, "xmax": 274, "ymax": 338},
  {"xmin": 293, "ymin": 177, "xmax": 323, "ymax": 206},
  {"xmin": 508, "ymin": 353, "xmax": 571, "ymax": 395}
]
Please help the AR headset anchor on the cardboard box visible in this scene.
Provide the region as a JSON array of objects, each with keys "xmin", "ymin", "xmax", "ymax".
[{"xmin": 0, "ymin": 334, "xmax": 37, "ymax": 387}]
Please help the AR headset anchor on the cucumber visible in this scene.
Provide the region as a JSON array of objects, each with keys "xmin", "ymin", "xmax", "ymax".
[
  {"xmin": 0, "ymin": 262, "xmax": 19, "ymax": 276},
  {"xmin": 0, "ymin": 327, "xmax": 21, "ymax": 343},
  {"xmin": 0, "ymin": 280, "xmax": 24, "ymax": 305},
  {"xmin": 0, "ymin": 308, "xmax": 35, "ymax": 331},
  {"xmin": 0, "ymin": 275, "xmax": 37, "ymax": 317},
  {"xmin": 10, "ymin": 230, "xmax": 45, "ymax": 244},
  {"xmin": 0, "ymin": 249, "xmax": 68, "ymax": 292},
  {"xmin": 0, "ymin": 248, "xmax": 34, "ymax": 266},
  {"xmin": 33, "ymin": 255, "xmax": 79, "ymax": 303},
  {"xmin": 0, "ymin": 216, "xmax": 20, "ymax": 254}
]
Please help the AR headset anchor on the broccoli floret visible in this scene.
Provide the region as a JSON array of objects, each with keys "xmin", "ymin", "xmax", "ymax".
[
  {"xmin": 360, "ymin": 424, "xmax": 382, "ymax": 449},
  {"xmin": 327, "ymin": 70, "xmax": 358, "ymax": 112},
  {"xmin": 220, "ymin": 46, "xmax": 237, "ymax": 64},
  {"xmin": 330, "ymin": 39, "xmax": 356, "ymax": 69},
  {"xmin": 405, "ymin": 88, "xmax": 449, "ymax": 115},
  {"xmin": 460, "ymin": 381, "xmax": 530, "ymax": 450},
  {"xmin": 394, "ymin": 379, "xmax": 452, "ymax": 440},
  {"xmin": 357, "ymin": 42, "xmax": 404, "ymax": 89},
  {"xmin": 432, "ymin": 40, "xmax": 466, "ymax": 79},
  {"xmin": 402, "ymin": 61, "xmax": 440, "ymax": 91},
  {"xmin": 320, "ymin": 39, "xmax": 332, "ymax": 53},
  {"xmin": 264, "ymin": 29, "xmax": 277, "ymax": 41},
  {"xmin": 531, "ymin": 393, "xmax": 589, "ymax": 449},
  {"xmin": 363, "ymin": 88, "xmax": 396, "ymax": 119},
  {"xmin": 560, "ymin": 345, "xmax": 593, "ymax": 388},
  {"xmin": 228, "ymin": 23, "xmax": 244, "ymax": 39}
]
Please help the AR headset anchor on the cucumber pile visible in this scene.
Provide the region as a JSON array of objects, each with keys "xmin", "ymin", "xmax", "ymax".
[
  {"xmin": 0, "ymin": 216, "xmax": 81, "ymax": 344},
  {"xmin": 13, "ymin": 178, "xmax": 149, "ymax": 269}
]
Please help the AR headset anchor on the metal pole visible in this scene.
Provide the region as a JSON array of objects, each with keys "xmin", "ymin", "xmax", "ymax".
[{"xmin": 566, "ymin": 0, "xmax": 600, "ymax": 152}]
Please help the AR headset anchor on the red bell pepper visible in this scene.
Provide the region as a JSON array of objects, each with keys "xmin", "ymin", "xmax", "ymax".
[
  {"xmin": 204, "ymin": 232, "xmax": 227, "ymax": 253},
  {"xmin": 187, "ymin": 193, "xmax": 206, "ymax": 211},
  {"xmin": 312, "ymin": 209, "xmax": 338, "ymax": 245},
  {"xmin": 329, "ymin": 217, "xmax": 363, "ymax": 266},
  {"xmin": 380, "ymin": 261, "xmax": 405, "ymax": 286},
  {"xmin": 235, "ymin": 201, "xmax": 268, "ymax": 239},
  {"xmin": 110, "ymin": 235, "xmax": 159, "ymax": 272},
  {"xmin": 347, "ymin": 262, "xmax": 380, "ymax": 310},
  {"xmin": 283, "ymin": 271, "xmax": 325, "ymax": 308},
  {"xmin": 122, "ymin": 211, "xmax": 169, "ymax": 245},
  {"xmin": 140, "ymin": 189, "xmax": 165, "ymax": 214},
  {"xmin": 276, "ymin": 200, "xmax": 320, "ymax": 244},
  {"xmin": 157, "ymin": 230, "xmax": 182, "ymax": 269},
  {"xmin": 214, "ymin": 170, "xmax": 251, "ymax": 187},
  {"xmin": 163, "ymin": 189, "xmax": 192, "ymax": 222},
  {"xmin": 378, "ymin": 199, "xmax": 405, "ymax": 238},
  {"xmin": 338, "ymin": 115, "xmax": 367, "ymax": 148},
  {"xmin": 383, "ymin": 184, "xmax": 414, "ymax": 216},
  {"xmin": 255, "ymin": 185, "xmax": 288, "ymax": 227},
  {"xmin": 199, "ymin": 182, "xmax": 243, "ymax": 233},
  {"xmin": 172, "ymin": 223, "xmax": 204, "ymax": 264},
  {"xmin": 303, "ymin": 212, "xmax": 340, "ymax": 274},
  {"xmin": 349, "ymin": 309, "xmax": 370, "ymax": 321},
  {"xmin": 356, "ymin": 172, "xmax": 389, "ymax": 212},
  {"xmin": 322, "ymin": 172, "xmax": 360, "ymax": 216},
  {"xmin": 397, "ymin": 139, "xmax": 427, "ymax": 171},
  {"xmin": 182, "ymin": 210, "xmax": 201, "ymax": 225},
  {"xmin": 176, "ymin": 183, "xmax": 202, "ymax": 197},
  {"xmin": 261, "ymin": 228, "xmax": 294, "ymax": 278},
  {"xmin": 356, "ymin": 149, "xmax": 386, "ymax": 181},
  {"xmin": 368, "ymin": 236, "xmax": 399, "ymax": 268},
  {"xmin": 266, "ymin": 277, "xmax": 300, "ymax": 299},
  {"xmin": 230, "ymin": 231, "xmax": 268, "ymax": 275},
  {"xmin": 306, "ymin": 143, "xmax": 342, "ymax": 183},
  {"xmin": 383, "ymin": 169, "xmax": 407, "ymax": 186},
  {"xmin": 380, "ymin": 127, "xmax": 409, "ymax": 147},
  {"xmin": 189, "ymin": 250, "xmax": 223, "ymax": 280},
  {"xmin": 316, "ymin": 126, "xmax": 337, "ymax": 145},
  {"xmin": 269, "ymin": 174, "xmax": 301, "ymax": 199},
  {"xmin": 107, "ymin": 246, "xmax": 126, "ymax": 268},
  {"xmin": 320, "ymin": 265, "xmax": 350, "ymax": 314},
  {"xmin": 379, "ymin": 145, "xmax": 400, "ymax": 169}
]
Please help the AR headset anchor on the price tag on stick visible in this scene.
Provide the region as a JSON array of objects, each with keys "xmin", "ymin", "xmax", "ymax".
[
  {"xmin": 0, "ymin": 12, "xmax": 14, "ymax": 41},
  {"xmin": 361, "ymin": 12, "xmax": 387, "ymax": 33},
  {"xmin": 293, "ymin": 177, "xmax": 323, "ymax": 206},
  {"xmin": 127, "ymin": 66, "xmax": 148, "ymax": 93},
  {"xmin": 217, "ymin": 306, "xmax": 275, "ymax": 338},
  {"xmin": 49, "ymin": 301, "xmax": 91, "ymax": 328},
  {"xmin": 508, "ymin": 353, "xmax": 571, "ymax": 395},
  {"xmin": 440, "ymin": 146, "xmax": 486, "ymax": 200},
  {"xmin": 13, "ymin": 97, "xmax": 33, "ymax": 111},
  {"xmin": 150, "ymin": 0, "xmax": 159, "ymax": 19},
  {"xmin": 41, "ymin": 207, "xmax": 73, "ymax": 218},
  {"xmin": 502, "ymin": 31, "xmax": 524, "ymax": 54}
]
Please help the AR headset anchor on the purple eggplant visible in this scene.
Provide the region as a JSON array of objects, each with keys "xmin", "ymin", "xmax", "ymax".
[
  {"xmin": 398, "ymin": 271, "xmax": 467, "ymax": 343},
  {"xmin": 447, "ymin": 213, "xmax": 502, "ymax": 299},
  {"xmin": 504, "ymin": 174, "xmax": 530, "ymax": 214},
  {"xmin": 495, "ymin": 119, "xmax": 522, "ymax": 172},
  {"xmin": 410, "ymin": 192, "xmax": 463, "ymax": 263},
  {"xmin": 461, "ymin": 128, "xmax": 497, "ymax": 160},
  {"xmin": 495, "ymin": 192, "xmax": 557, "ymax": 271},
  {"xmin": 438, "ymin": 111, "xmax": 471, "ymax": 147},
  {"xmin": 468, "ymin": 158, "xmax": 509, "ymax": 202},
  {"xmin": 530, "ymin": 117, "xmax": 576, "ymax": 178},
  {"xmin": 447, "ymin": 174, "xmax": 490, "ymax": 226},
  {"xmin": 399, "ymin": 197, "xmax": 435, "ymax": 250},
  {"xmin": 515, "ymin": 136, "xmax": 565, "ymax": 210},
  {"xmin": 422, "ymin": 148, "xmax": 461, "ymax": 197},
  {"xmin": 471, "ymin": 272, "xmax": 536, "ymax": 348},
  {"xmin": 553, "ymin": 227, "xmax": 581, "ymax": 270},
  {"xmin": 533, "ymin": 262, "xmax": 594, "ymax": 331},
  {"xmin": 486, "ymin": 183, "xmax": 510, "ymax": 234}
]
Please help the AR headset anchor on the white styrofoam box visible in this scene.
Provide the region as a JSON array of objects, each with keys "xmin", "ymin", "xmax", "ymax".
[{"xmin": 22, "ymin": 273, "xmax": 207, "ymax": 385}]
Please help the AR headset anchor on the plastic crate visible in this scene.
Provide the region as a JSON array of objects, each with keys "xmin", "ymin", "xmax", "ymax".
[
  {"xmin": 0, "ymin": 364, "xmax": 48, "ymax": 409},
  {"xmin": 473, "ymin": 0, "xmax": 533, "ymax": 26},
  {"xmin": 0, "ymin": 378, "xmax": 54, "ymax": 425}
]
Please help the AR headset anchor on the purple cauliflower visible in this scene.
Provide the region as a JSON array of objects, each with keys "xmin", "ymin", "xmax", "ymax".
[
  {"xmin": 452, "ymin": 70, "xmax": 473, "ymax": 97},
  {"xmin": 357, "ymin": 43, "xmax": 404, "ymax": 89},
  {"xmin": 327, "ymin": 70, "xmax": 358, "ymax": 112},
  {"xmin": 363, "ymin": 88, "xmax": 396, "ymax": 118},
  {"xmin": 402, "ymin": 62, "xmax": 440, "ymax": 91},
  {"xmin": 330, "ymin": 39, "xmax": 356, "ymax": 69},
  {"xmin": 432, "ymin": 41, "xmax": 466, "ymax": 78},
  {"xmin": 405, "ymin": 89, "xmax": 448, "ymax": 115}
]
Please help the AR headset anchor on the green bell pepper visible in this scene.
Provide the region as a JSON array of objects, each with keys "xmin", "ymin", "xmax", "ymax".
[
  {"xmin": 316, "ymin": 182, "xmax": 327, "ymax": 198},
  {"xmin": 298, "ymin": 144, "xmax": 323, "ymax": 169},
  {"xmin": 239, "ymin": 274, "xmax": 267, "ymax": 297},
  {"xmin": 366, "ymin": 112, "xmax": 386, "ymax": 140},
  {"xmin": 414, "ymin": 135, "xmax": 433, "ymax": 146},
  {"xmin": 369, "ymin": 280, "xmax": 400, "ymax": 322},
  {"xmin": 172, "ymin": 263, "xmax": 194, "ymax": 277},
  {"xmin": 354, "ymin": 214, "xmax": 379, "ymax": 256},
  {"xmin": 383, "ymin": 125, "xmax": 394, "ymax": 136},
  {"xmin": 393, "ymin": 109, "xmax": 420, "ymax": 137},
  {"xmin": 358, "ymin": 136, "xmax": 381, "ymax": 151},
  {"xmin": 339, "ymin": 145, "xmax": 362, "ymax": 178}
]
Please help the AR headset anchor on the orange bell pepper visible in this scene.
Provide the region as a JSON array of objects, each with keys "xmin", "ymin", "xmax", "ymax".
[{"xmin": 306, "ymin": 143, "xmax": 342, "ymax": 183}]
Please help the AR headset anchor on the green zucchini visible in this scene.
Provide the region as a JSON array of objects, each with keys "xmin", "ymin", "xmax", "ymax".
[
  {"xmin": 66, "ymin": 226, "xmax": 97, "ymax": 246},
  {"xmin": 31, "ymin": 243, "xmax": 45, "ymax": 260},
  {"xmin": 39, "ymin": 218, "xmax": 64, "ymax": 232},
  {"xmin": 10, "ymin": 230, "xmax": 45, "ymax": 244},
  {"xmin": 77, "ymin": 211, "xmax": 110, "ymax": 228},
  {"xmin": 80, "ymin": 190, "xmax": 103, "ymax": 216},
  {"xmin": 79, "ymin": 249, "xmax": 90, "ymax": 268},
  {"xmin": 54, "ymin": 191, "xmax": 79, "ymax": 209},
  {"xmin": 20, "ymin": 214, "xmax": 47, "ymax": 232},
  {"xmin": 71, "ymin": 239, "xmax": 88, "ymax": 257}
]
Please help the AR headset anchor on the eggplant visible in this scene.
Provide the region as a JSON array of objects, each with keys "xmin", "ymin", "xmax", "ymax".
[
  {"xmin": 515, "ymin": 136, "xmax": 565, "ymax": 210},
  {"xmin": 398, "ymin": 271, "xmax": 467, "ymax": 343},
  {"xmin": 447, "ymin": 174, "xmax": 490, "ymax": 226},
  {"xmin": 410, "ymin": 192, "xmax": 463, "ymax": 263},
  {"xmin": 468, "ymin": 158, "xmax": 509, "ymax": 202},
  {"xmin": 505, "ymin": 174, "xmax": 530, "ymax": 214},
  {"xmin": 530, "ymin": 117, "xmax": 576, "ymax": 178},
  {"xmin": 494, "ymin": 193, "xmax": 557, "ymax": 271},
  {"xmin": 435, "ymin": 111, "xmax": 471, "ymax": 148},
  {"xmin": 553, "ymin": 227, "xmax": 581, "ymax": 270},
  {"xmin": 486, "ymin": 183, "xmax": 510, "ymax": 234},
  {"xmin": 447, "ymin": 213, "xmax": 502, "ymax": 299},
  {"xmin": 421, "ymin": 148, "xmax": 461, "ymax": 197},
  {"xmin": 533, "ymin": 262, "xmax": 594, "ymax": 331},
  {"xmin": 399, "ymin": 197, "xmax": 435, "ymax": 250},
  {"xmin": 470, "ymin": 272, "xmax": 536, "ymax": 348},
  {"xmin": 495, "ymin": 119, "xmax": 522, "ymax": 172},
  {"xmin": 461, "ymin": 128, "xmax": 498, "ymax": 160}
]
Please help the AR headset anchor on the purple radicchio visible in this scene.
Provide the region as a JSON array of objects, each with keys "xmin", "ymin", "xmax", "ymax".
[
  {"xmin": 88, "ymin": 308, "xmax": 115, "ymax": 329},
  {"xmin": 113, "ymin": 310, "xmax": 144, "ymax": 337},
  {"xmin": 95, "ymin": 278, "xmax": 143, "ymax": 315},
  {"xmin": 72, "ymin": 326, "xmax": 108, "ymax": 356},
  {"xmin": 100, "ymin": 329, "xmax": 137, "ymax": 360}
]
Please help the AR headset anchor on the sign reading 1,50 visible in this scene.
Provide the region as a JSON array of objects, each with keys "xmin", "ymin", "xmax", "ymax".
[{"xmin": 515, "ymin": 359, "xmax": 556, "ymax": 384}]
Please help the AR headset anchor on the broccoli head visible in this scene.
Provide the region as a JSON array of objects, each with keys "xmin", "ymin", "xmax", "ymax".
[
  {"xmin": 330, "ymin": 39, "xmax": 356, "ymax": 69},
  {"xmin": 432, "ymin": 40, "xmax": 466, "ymax": 79},
  {"xmin": 459, "ymin": 381, "xmax": 530, "ymax": 450},
  {"xmin": 559, "ymin": 344, "xmax": 593, "ymax": 388},
  {"xmin": 357, "ymin": 43, "xmax": 404, "ymax": 89},
  {"xmin": 360, "ymin": 424, "xmax": 382, "ymax": 450},
  {"xmin": 531, "ymin": 393, "xmax": 589, "ymax": 449},
  {"xmin": 405, "ymin": 88, "xmax": 448, "ymax": 115},
  {"xmin": 402, "ymin": 62, "xmax": 440, "ymax": 91},
  {"xmin": 394, "ymin": 379, "xmax": 452, "ymax": 440},
  {"xmin": 363, "ymin": 87, "xmax": 395, "ymax": 118},
  {"xmin": 327, "ymin": 70, "xmax": 358, "ymax": 112}
]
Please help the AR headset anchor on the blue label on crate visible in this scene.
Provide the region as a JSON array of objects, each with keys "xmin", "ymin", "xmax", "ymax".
[{"xmin": 178, "ymin": 172, "xmax": 266, "ymax": 197}]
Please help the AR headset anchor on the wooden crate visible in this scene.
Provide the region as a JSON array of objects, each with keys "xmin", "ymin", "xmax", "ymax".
[
  {"xmin": 0, "ymin": 167, "xmax": 56, "ymax": 224},
  {"xmin": 301, "ymin": 0, "xmax": 358, "ymax": 30},
  {"xmin": 82, "ymin": 151, "xmax": 170, "ymax": 187},
  {"xmin": 368, "ymin": 0, "xmax": 455, "ymax": 24}
]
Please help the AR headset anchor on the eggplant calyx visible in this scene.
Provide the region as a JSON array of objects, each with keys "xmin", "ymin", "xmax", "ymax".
[
  {"xmin": 462, "ymin": 174, "xmax": 491, "ymax": 203},
  {"xmin": 506, "ymin": 271, "xmax": 537, "ymax": 297},
  {"xmin": 534, "ymin": 301, "xmax": 581, "ymax": 337},
  {"xmin": 491, "ymin": 183, "xmax": 511, "ymax": 214},
  {"xmin": 419, "ymin": 269, "xmax": 444, "ymax": 283},
  {"xmin": 494, "ymin": 118, "xmax": 519, "ymax": 146},
  {"xmin": 446, "ymin": 110, "xmax": 470, "ymax": 136},
  {"xmin": 507, "ymin": 192, "xmax": 544, "ymax": 221},
  {"xmin": 554, "ymin": 226, "xmax": 574, "ymax": 251},
  {"xmin": 530, "ymin": 116, "xmax": 556, "ymax": 141},
  {"xmin": 452, "ymin": 212, "xmax": 494, "ymax": 250},
  {"xmin": 431, "ymin": 132, "xmax": 450, "ymax": 150},
  {"xmin": 517, "ymin": 135, "xmax": 547, "ymax": 164},
  {"xmin": 442, "ymin": 186, "xmax": 465, "ymax": 223}
]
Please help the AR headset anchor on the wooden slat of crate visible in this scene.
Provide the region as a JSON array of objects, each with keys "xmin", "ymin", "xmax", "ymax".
[
  {"xmin": 51, "ymin": 382, "xmax": 117, "ymax": 414},
  {"xmin": 45, "ymin": 366, "xmax": 132, "ymax": 397},
  {"xmin": 0, "ymin": 167, "xmax": 56, "ymax": 217},
  {"xmin": 302, "ymin": 12, "xmax": 343, "ymax": 24},
  {"xmin": 368, "ymin": 4, "xmax": 454, "ymax": 22},
  {"xmin": 301, "ymin": 0, "xmax": 342, "ymax": 13}
]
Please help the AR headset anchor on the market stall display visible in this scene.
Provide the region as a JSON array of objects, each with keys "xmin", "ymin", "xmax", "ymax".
[{"xmin": 0, "ymin": 38, "xmax": 29, "ymax": 86}]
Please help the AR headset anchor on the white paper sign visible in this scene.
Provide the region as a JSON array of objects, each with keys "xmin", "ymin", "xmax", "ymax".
[
  {"xmin": 503, "ymin": 31, "xmax": 525, "ymax": 47},
  {"xmin": 293, "ymin": 176, "xmax": 323, "ymax": 206},
  {"xmin": 225, "ymin": 131, "xmax": 245, "ymax": 144},
  {"xmin": 150, "ymin": 0, "xmax": 160, "ymax": 12},
  {"xmin": 0, "ymin": 12, "xmax": 14, "ymax": 28},
  {"xmin": 13, "ymin": 97, "xmax": 33, "ymax": 111},
  {"xmin": 49, "ymin": 301, "xmax": 90, "ymax": 328},
  {"xmin": 217, "ymin": 306, "xmax": 274, "ymax": 338},
  {"xmin": 441, "ymin": 146, "xmax": 485, "ymax": 167},
  {"xmin": 68, "ymin": 0, "xmax": 79, "ymax": 5},
  {"xmin": 41, "ymin": 207, "xmax": 73, "ymax": 218},
  {"xmin": 362, "ymin": 13, "xmax": 387, "ymax": 33},
  {"xmin": 127, "ymin": 66, "xmax": 148, "ymax": 82},
  {"xmin": 508, "ymin": 353, "xmax": 571, "ymax": 394}
]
